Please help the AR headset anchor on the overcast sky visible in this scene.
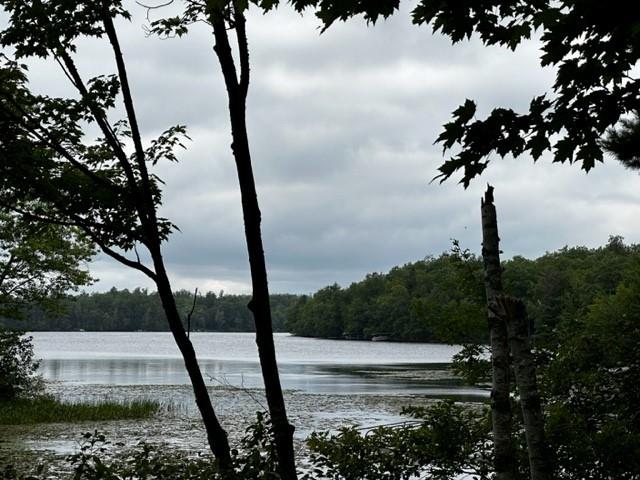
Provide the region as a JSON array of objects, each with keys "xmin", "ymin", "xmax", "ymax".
[{"xmin": 11, "ymin": 2, "xmax": 640, "ymax": 295}]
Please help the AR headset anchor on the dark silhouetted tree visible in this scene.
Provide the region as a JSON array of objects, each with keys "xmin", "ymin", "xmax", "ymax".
[
  {"xmin": 0, "ymin": 0, "xmax": 231, "ymax": 466},
  {"xmin": 603, "ymin": 114, "xmax": 640, "ymax": 171},
  {"xmin": 148, "ymin": 2, "xmax": 297, "ymax": 477}
]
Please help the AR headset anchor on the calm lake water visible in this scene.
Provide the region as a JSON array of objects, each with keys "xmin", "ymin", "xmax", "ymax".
[
  {"xmin": 2, "ymin": 332, "xmax": 488, "ymax": 463},
  {"xmin": 32, "ymin": 332, "xmax": 481, "ymax": 396}
]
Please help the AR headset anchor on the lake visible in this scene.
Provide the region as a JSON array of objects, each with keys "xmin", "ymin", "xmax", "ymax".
[
  {"xmin": 32, "ymin": 331, "xmax": 482, "ymax": 394},
  {"xmin": 2, "ymin": 332, "xmax": 488, "ymax": 463}
]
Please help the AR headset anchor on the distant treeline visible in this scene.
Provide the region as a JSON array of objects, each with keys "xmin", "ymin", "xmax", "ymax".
[
  {"xmin": 4, "ymin": 289, "xmax": 299, "ymax": 332},
  {"xmin": 285, "ymin": 236, "xmax": 640, "ymax": 343},
  {"xmin": 4, "ymin": 236, "xmax": 638, "ymax": 341}
]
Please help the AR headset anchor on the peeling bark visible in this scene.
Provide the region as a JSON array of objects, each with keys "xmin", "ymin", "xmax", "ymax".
[{"xmin": 499, "ymin": 296, "xmax": 550, "ymax": 480}]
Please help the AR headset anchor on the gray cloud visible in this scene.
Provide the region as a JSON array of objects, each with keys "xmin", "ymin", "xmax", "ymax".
[{"xmin": 4, "ymin": 2, "xmax": 638, "ymax": 294}]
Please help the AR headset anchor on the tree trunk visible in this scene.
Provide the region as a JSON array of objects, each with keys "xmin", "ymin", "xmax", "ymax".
[
  {"xmin": 499, "ymin": 296, "xmax": 550, "ymax": 480},
  {"xmin": 229, "ymin": 105, "xmax": 297, "ymax": 480},
  {"xmin": 101, "ymin": 8, "xmax": 233, "ymax": 467},
  {"xmin": 210, "ymin": 6, "xmax": 297, "ymax": 479},
  {"xmin": 151, "ymin": 248, "xmax": 232, "ymax": 467},
  {"xmin": 481, "ymin": 185, "xmax": 516, "ymax": 480}
]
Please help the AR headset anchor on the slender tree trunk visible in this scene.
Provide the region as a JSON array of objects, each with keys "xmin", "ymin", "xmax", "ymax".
[
  {"xmin": 150, "ymin": 246, "xmax": 232, "ymax": 467},
  {"xmin": 481, "ymin": 185, "xmax": 516, "ymax": 480},
  {"xmin": 210, "ymin": 6, "xmax": 297, "ymax": 479},
  {"xmin": 499, "ymin": 296, "xmax": 550, "ymax": 480},
  {"xmin": 100, "ymin": 6, "xmax": 233, "ymax": 466}
]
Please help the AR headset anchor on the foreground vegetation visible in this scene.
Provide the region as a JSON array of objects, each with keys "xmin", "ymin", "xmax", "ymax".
[
  {"xmin": 1, "ymin": 330, "xmax": 158, "ymax": 426},
  {"xmin": 0, "ymin": 396, "xmax": 159, "ymax": 425},
  {"xmin": 2, "ymin": 417, "xmax": 280, "ymax": 480}
]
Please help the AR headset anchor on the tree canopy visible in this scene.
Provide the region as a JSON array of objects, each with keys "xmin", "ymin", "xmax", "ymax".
[
  {"xmin": 286, "ymin": 237, "xmax": 640, "ymax": 344},
  {"xmin": 0, "ymin": 210, "xmax": 94, "ymax": 318},
  {"xmin": 0, "ymin": 0, "xmax": 234, "ymax": 463},
  {"xmin": 3, "ymin": 288, "xmax": 298, "ymax": 333}
]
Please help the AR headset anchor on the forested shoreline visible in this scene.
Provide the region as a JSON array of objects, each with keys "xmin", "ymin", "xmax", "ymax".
[
  {"xmin": 6, "ymin": 236, "xmax": 639, "ymax": 345},
  {"xmin": 285, "ymin": 236, "xmax": 640, "ymax": 344},
  {"xmin": 3, "ymin": 291, "xmax": 298, "ymax": 332}
]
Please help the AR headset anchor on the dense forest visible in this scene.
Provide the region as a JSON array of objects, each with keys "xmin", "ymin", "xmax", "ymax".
[
  {"xmin": 285, "ymin": 236, "xmax": 640, "ymax": 344},
  {"xmin": 6, "ymin": 236, "xmax": 638, "ymax": 344},
  {"xmin": 3, "ymin": 290, "xmax": 298, "ymax": 332}
]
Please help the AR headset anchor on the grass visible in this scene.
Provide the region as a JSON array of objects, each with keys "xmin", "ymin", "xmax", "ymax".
[{"xmin": 0, "ymin": 395, "xmax": 160, "ymax": 425}]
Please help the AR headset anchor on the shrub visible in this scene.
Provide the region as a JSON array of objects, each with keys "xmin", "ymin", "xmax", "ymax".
[{"xmin": 0, "ymin": 329, "xmax": 42, "ymax": 401}]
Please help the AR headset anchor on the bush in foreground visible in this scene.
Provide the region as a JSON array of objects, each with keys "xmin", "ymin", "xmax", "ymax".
[{"xmin": 0, "ymin": 329, "xmax": 42, "ymax": 401}]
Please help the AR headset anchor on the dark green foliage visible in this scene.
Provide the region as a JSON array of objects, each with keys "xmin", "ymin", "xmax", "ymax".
[
  {"xmin": 451, "ymin": 344, "xmax": 491, "ymax": 385},
  {"xmin": 304, "ymin": 250, "xmax": 640, "ymax": 478},
  {"xmin": 0, "ymin": 211, "xmax": 94, "ymax": 318},
  {"xmin": 3, "ymin": 289, "xmax": 298, "ymax": 332},
  {"xmin": 304, "ymin": 400, "xmax": 492, "ymax": 480},
  {"xmin": 448, "ymin": 239, "xmax": 640, "ymax": 479},
  {"xmin": 0, "ymin": 1, "xmax": 181, "ymax": 265},
  {"xmin": 287, "ymin": 238, "xmax": 640, "ymax": 344},
  {"xmin": 541, "ymin": 267, "xmax": 640, "ymax": 479},
  {"xmin": 421, "ymin": 0, "xmax": 640, "ymax": 185},
  {"xmin": 602, "ymin": 113, "xmax": 640, "ymax": 171},
  {"xmin": 0, "ymin": 329, "xmax": 41, "ymax": 401},
  {"xmin": 286, "ymin": 252, "xmax": 487, "ymax": 343},
  {"xmin": 271, "ymin": 1, "xmax": 640, "ymax": 186}
]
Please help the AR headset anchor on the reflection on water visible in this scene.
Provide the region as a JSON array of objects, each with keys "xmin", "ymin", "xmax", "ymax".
[
  {"xmin": 32, "ymin": 332, "xmax": 487, "ymax": 399},
  {"xmin": 31, "ymin": 332, "xmax": 461, "ymax": 364},
  {"xmin": 39, "ymin": 357, "xmax": 486, "ymax": 398},
  {"xmin": 3, "ymin": 332, "xmax": 489, "ymax": 459}
]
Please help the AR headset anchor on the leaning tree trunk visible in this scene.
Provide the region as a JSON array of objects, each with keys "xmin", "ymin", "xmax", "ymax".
[
  {"xmin": 100, "ymin": 7, "xmax": 233, "ymax": 468},
  {"xmin": 499, "ymin": 296, "xmax": 550, "ymax": 480},
  {"xmin": 151, "ymin": 250, "xmax": 232, "ymax": 467},
  {"xmin": 210, "ymin": 5, "xmax": 297, "ymax": 479},
  {"xmin": 481, "ymin": 185, "xmax": 516, "ymax": 480}
]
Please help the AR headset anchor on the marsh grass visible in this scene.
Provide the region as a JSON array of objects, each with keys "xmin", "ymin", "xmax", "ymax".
[{"xmin": 0, "ymin": 395, "xmax": 159, "ymax": 425}]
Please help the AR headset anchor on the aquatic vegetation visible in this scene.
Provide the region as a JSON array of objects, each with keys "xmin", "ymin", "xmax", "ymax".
[
  {"xmin": 0, "ymin": 396, "xmax": 160, "ymax": 425},
  {"xmin": 3, "ymin": 414, "xmax": 280, "ymax": 479}
]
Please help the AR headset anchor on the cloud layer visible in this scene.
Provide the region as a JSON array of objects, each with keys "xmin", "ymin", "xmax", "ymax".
[{"xmin": 10, "ymin": 3, "xmax": 640, "ymax": 294}]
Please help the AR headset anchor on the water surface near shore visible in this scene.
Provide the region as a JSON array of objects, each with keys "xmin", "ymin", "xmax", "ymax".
[{"xmin": 2, "ymin": 332, "xmax": 488, "ymax": 464}]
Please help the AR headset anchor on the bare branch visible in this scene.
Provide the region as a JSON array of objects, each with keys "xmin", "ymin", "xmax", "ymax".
[
  {"xmin": 89, "ymin": 233, "xmax": 156, "ymax": 281},
  {"xmin": 186, "ymin": 286, "xmax": 198, "ymax": 338},
  {"xmin": 205, "ymin": 372, "xmax": 267, "ymax": 411},
  {"xmin": 136, "ymin": 0, "xmax": 175, "ymax": 23}
]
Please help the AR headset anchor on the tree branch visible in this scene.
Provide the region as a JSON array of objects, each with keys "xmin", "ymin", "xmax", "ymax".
[
  {"xmin": 96, "ymin": 240, "xmax": 157, "ymax": 281},
  {"xmin": 186, "ymin": 286, "xmax": 198, "ymax": 338},
  {"xmin": 0, "ymin": 253, "xmax": 15, "ymax": 290},
  {"xmin": 211, "ymin": 8, "xmax": 240, "ymax": 98},
  {"xmin": 100, "ymin": 6, "xmax": 151, "ymax": 196},
  {"xmin": 57, "ymin": 51, "xmax": 140, "ymax": 194},
  {"xmin": 0, "ymin": 89, "xmax": 129, "ymax": 199}
]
